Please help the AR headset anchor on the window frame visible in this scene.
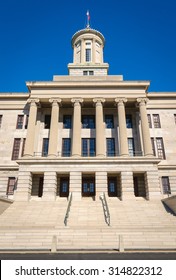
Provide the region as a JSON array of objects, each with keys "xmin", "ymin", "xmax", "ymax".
[
  {"xmin": 82, "ymin": 138, "xmax": 96, "ymax": 157},
  {"xmin": 128, "ymin": 138, "xmax": 135, "ymax": 156},
  {"xmin": 156, "ymin": 137, "xmax": 165, "ymax": 159},
  {"xmin": 106, "ymin": 138, "xmax": 115, "ymax": 156},
  {"xmin": 161, "ymin": 176, "xmax": 171, "ymax": 195},
  {"xmin": 6, "ymin": 177, "xmax": 16, "ymax": 195},
  {"xmin": 42, "ymin": 138, "xmax": 49, "ymax": 157},
  {"xmin": 147, "ymin": 114, "xmax": 152, "ymax": 128},
  {"xmin": 11, "ymin": 138, "xmax": 21, "ymax": 160},
  {"xmin": 44, "ymin": 115, "xmax": 51, "ymax": 129},
  {"xmin": 153, "ymin": 114, "xmax": 161, "ymax": 128},
  {"xmin": 16, "ymin": 115, "xmax": 24, "ymax": 129},
  {"xmin": 105, "ymin": 115, "xmax": 114, "ymax": 128},
  {"xmin": 63, "ymin": 115, "xmax": 72, "ymax": 129},
  {"xmin": 126, "ymin": 114, "xmax": 133, "ymax": 128},
  {"xmin": 62, "ymin": 138, "xmax": 71, "ymax": 157},
  {"xmin": 82, "ymin": 115, "xmax": 95, "ymax": 129}
]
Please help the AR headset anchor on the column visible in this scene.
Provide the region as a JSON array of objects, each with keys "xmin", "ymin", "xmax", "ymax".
[
  {"xmin": 81, "ymin": 39, "xmax": 85, "ymax": 63},
  {"xmin": 92, "ymin": 38, "xmax": 96, "ymax": 63},
  {"xmin": 24, "ymin": 99, "xmax": 39, "ymax": 157},
  {"xmin": 48, "ymin": 99, "xmax": 61, "ymax": 157},
  {"xmin": 71, "ymin": 98, "xmax": 83, "ymax": 157},
  {"xmin": 115, "ymin": 98, "xmax": 128, "ymax": 156},
  {"xmin": 137, "ymin": 98, "xmax": 153, "ymax": 156},
  {"xmin": 93, "ymin": 98, "xmax": 106, "ymax": 157}
]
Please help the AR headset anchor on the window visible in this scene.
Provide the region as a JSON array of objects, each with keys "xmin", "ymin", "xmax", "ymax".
[
  {"xmin": 126, "ymin": 114, "xmax": 133, "ymax": 128},
  {"xmin": 63, "ymin": 115, "xmax": 72, "ymax": 129},
  {"xmin": 151, "ymin": 138, "xmax": 156, "ymax": 156},
  {"xmin": 44, "ymin": 115, "xmax": 51, "ymax": 129},
  {"xmin": 82, "ymin": 138, "xmax": 95, "ymax": 156},
  {"xmin": 0, "ymin": 115, "xmax": 2, "ymax": 128},
  {"xmin": 7, "ymin": 177, "xmax": 16, "ymax": 195},
  {"xmin": 108, "ymin": 177, "xmax": 117, "ymax": 197},
  {"xmin": 16, "ymin": 115, "xmax": 24, "ymax": 129},
  {"xmin": 83, "ymin": 71, "xmax": 94, "ymax": 76},
  {"xmin": 105, "ymin": 115, "xmax": 114, "ymax": 128},
  {"xmin": 82, "ymin": 115, "xmax": 95, "ymax": 128},
  {"xmin": 85, "ymin": 48, "xmax": 91, "ymax": 62},
  {"xmin": 12, "ymin": 138, "xmax": 21, "ymax": 160},
  {"xmin": 153, "ymin": 114, "xmax": 161, "ymax": 128},
  {"xmin": 156, "ymin": 138, "xmax": 165, "ymax": 159},
  {"xmin": 62, "ymin": 138, "xmax": 71, "ymax": 156},
  {"xmin": 147, "ymin": 114, "xmax": 152, "ymax": 128},
  {"xmin": 162, "ymin": 177, "xmax": 171, "ymax": 195},
  {"xmin": 42, "ymin": 138, "xmax": 49, "ymax": 156},
  {"xmin": 60, "ymin": 177, "xmax": 69, "ymax": 197},
  {"xmin": 128, "ymin": 138, "xmax": 135, "ymax": 156},
  {"xmin": 106, "ymin": 138, "xmax": 115, "ymax": 156}
]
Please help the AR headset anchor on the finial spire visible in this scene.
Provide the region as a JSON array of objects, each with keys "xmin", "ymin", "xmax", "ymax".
[{"xmin": 86, "ymin": 10, "xmax": 90, "ymax": 28}]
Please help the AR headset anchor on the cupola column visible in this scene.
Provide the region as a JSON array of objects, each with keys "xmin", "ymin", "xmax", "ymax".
[
  {"xmin": 115, "ymin": 98, "xmax": 129, "ymax": 156},
  {"xmin": 93, "ymin": 98, "xmax": 106, "ymax": 157},
  {"xmin": 71, "ymin": 98, "xmax": 83, "ymax": 157},
  {"xmin": 137, "ymin": 98, "xmax": 153, "ymax": 156},
  {"xmin": 24, "ymin": 99, "xmax": 39, "ymax": 157},
  {"xmin": 48, "ymin": 99, "xmax": 61, "ymax": 157}
]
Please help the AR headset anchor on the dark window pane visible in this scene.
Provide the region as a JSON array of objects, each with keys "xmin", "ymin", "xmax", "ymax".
[
  {"xmin": 82, "ymin": 115, "xmax": 95, "ymax": 129},
  {"xmin": 128, "ymin": 138, "xmax": 135, "ymax": 156},
  {"xmin": 147, "ymin": 114, "xmax": 152, "ymax": 128},
  {"xmin": 7, "ymin": 177, "xmax": 16, "ymax": 195},
  {"xmin": 105, "ymin": 115, "xmax": 114, "ymax": 128},
  {"xmin": 63, "ymin": 115, "xmax": 72, "ymax": 128},
  {"xmin": 0, "ymin": 115, "xmax": 3, "ymax": 128},
  {"xmin": 126, "ymin": 114, "xmax": 133, "ymax": 128},
  {"xmin": 151, "ymin": 138, "xmax": 156, "ymax": 156},
  {"xmin": 62, "ymin": 138, "xmax": 71, "ymax": 156},
  {"xmin": 85, "ymin": 49, "xmax": 91, "ymax": 62},
  {"xmin": 82, "ymin": 138, "xmax": 95, "ymax": 156},
  {"xmin": 156, "ymin": 138, "xmax": 165, "ymax": 159},
  {"xmin": 107, "ymin": 138, "xmax": 115, "ymax": 156},
  {"xmin": 42, "ymin": 138, "xmax": 49, "ymax": 156},
  {"xmin": 44, "ymin": 115, "xmax": 51, "ymax": 129}
]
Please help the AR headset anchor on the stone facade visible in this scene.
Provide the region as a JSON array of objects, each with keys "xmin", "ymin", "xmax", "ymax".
[{"xmin": 0, "ymin": 27, "xmax": 176, "ymax": 203}]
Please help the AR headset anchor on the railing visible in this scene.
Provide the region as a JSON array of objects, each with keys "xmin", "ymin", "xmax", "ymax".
[
  {"xmin": 99, "ymin": 192, "xmax": 110, "ymax": 226},
  {"xmin": 64, "ymin": 192, "xmax": 72, "ymax": 226}
]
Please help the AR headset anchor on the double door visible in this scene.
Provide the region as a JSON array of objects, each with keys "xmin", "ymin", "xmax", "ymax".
[{"xmin": 82, "ymin": 178, "xmax": 95, "ymax": 196}]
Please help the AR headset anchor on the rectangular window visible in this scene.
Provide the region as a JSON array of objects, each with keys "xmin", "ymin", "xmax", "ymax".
[
  {"xmin": 16, "ymin": 115, "xmax": 24, "ymax": 129},
  {"xmin": 162, "ymin": 176, "xmax": 171, "ymax": 195},
  {"xmin": 62, "ymin": 138, "xmax": 71, "ymax": 157},
  {"xmin": 82, "ymin": 115, "xmax": 95, "ymax": 128},
  {"xmin": 128, "ymin": 138, "xmax": 135, "ymax": 156},
  {"xmin": 147, "ymin": 114, "xmax": 152, "ymax": 128},
  {"xmin": 156, "ymin": 137, "xmax": 165, "ymax": 159},
  {"xmin": 106, "ymin": 138, "xmax": 115, "ymax": 156},
  {"xmin": 151, "ymin": 138, "xmax": 156, "ymax": 156},
  {"xmin": 83, "ymin": 71, "xmax": 88, "ymax": 75},
  {"xmin": 126, "ymin": 114, "xmax": 133, "ymax": 128},
  {"xmin": 85, "ymin": 48, "xmax": 91, "ymax": 62},
  {"xmin": 12, "ymin": 138, "xmax": 21, "ymax": 160},
  {"xmin": 7, "ymin": 177, "xmax": 16, "ymax": 195},
  {"xmin": 153, "ymin": 114, "xmax": 161, "ymax": 128},
  {"xmin": 83, "ymin": 71, "xmax": 94, "ymax": 76},
  {"xmin": 89, "ymin": 71, "xmax": 94, "ymax": 75},
  {"xmin": 105, "ymin": 115, "xmax": 114, "ymax": 128},
  {"xmin": 63, "ymin": 115, "xmax": 72, "ymax": 129},
  {"xmin": 44, "ymin": 115, "xmax": 51, "ymax": 129},
  {"xmin": 42, "ymin": 138, "xmax": 49, "ymax": 157},
  {"xmin": 82, "ymin": 138, "xmax": 95, "ymax": 157},
  {"xmin": 0, "ymin": 115, "xmax": 2, "ymax": 128}
]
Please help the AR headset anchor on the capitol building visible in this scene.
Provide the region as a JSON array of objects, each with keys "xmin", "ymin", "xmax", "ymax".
[{"xmin": 0, "ymin": 21, "xmax": 176, "ymax": 251}]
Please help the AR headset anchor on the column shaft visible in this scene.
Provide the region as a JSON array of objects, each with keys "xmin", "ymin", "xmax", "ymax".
[
  {"xmin": 24, "ymin": 99, "xmax": 39, "ymax": 157},
  {"xmin": 137, "ymin": 98, "xmax": 153, "ymax": 156},
  {"xmin": 71, "ymin": 99, "xmax": 83, "ymax": 157},
  {"xmin": 48, "ymin": 99, "xmax": 61, "ymax": 157},
  {"xmin": 93, "ymin": 98, "xmax": 105, "ymax": 157},
  {"xmin": 115, "ymin": 98, "xmax": 128, "ymax": 156}
]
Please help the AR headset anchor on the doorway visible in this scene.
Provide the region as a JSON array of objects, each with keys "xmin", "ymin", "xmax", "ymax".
[{"xmin": 82, "ymin": 176, "xmax": 95, "ymax": 197}]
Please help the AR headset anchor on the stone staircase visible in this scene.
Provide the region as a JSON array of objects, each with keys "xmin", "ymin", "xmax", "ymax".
[{"xmin": 0, "ymin": 197, "xmax": 176, "ymax": 251}]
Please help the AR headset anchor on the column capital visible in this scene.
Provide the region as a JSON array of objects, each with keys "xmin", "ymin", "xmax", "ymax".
[
  {"xmin": 93, "ymin": 98, "xmax": 105, "ymax": 106},
  {"xmin": 49, "ymin": 98, "xmax": 62, "ymax": 105},
  {"xmin": 115, "ymin": 98, "xmax": 127, "ymax": 105},
  {"xmin": 71, "ymin": 98, "xmax": 83, "ymax": 106},
  {"xmin": 137, "ymin": 98, "xmax": 149, "ymax": 105},
  {"xmin": 27, "ymin": 98, "xmax": 40, "ymax": 105}
]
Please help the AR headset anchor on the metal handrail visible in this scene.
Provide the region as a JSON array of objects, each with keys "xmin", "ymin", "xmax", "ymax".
[
  {"xmin": 64, "ymin": 192, "xmax": 72, "ymax": 226},
  {"xmin": 100, "ymin": 192, "xmax": 110, "ymax": 226}
]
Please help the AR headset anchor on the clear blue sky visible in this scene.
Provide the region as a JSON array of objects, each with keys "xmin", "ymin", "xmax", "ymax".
[{"xmin": 0, "ymin": 0, "xmax": 176, "ymax": 92}]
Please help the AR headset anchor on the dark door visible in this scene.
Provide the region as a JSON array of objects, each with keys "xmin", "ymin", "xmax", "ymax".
[
  {"xmin": 38, "ymin": 177, "xmax": 44, "ymax": 197},
  {"xmin": 60, "ymin": 177, "xmax": 69, "ymax": 197},
  {"xmin": 108, "ymin": 177, "xmax": 117, "ymax": 197},
  {"xmin": 133, "ymin": 176, "xmax": 139, "ymax": 197},
  {"xmin": 82, "ymin": 177, "xmax": 95, "ymax": 196}
]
